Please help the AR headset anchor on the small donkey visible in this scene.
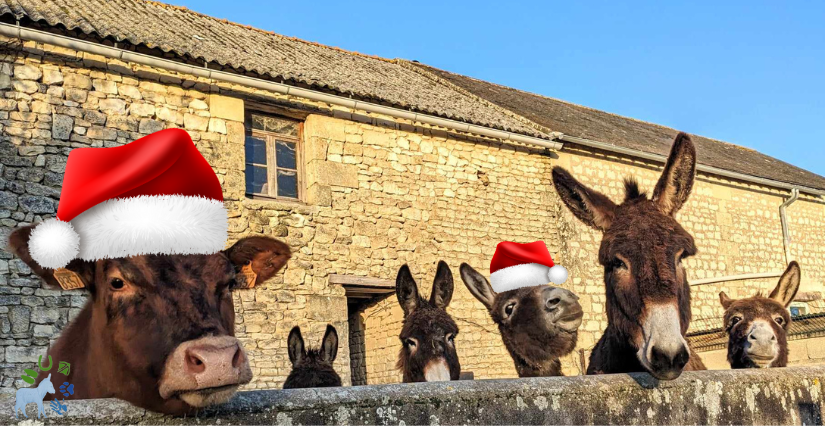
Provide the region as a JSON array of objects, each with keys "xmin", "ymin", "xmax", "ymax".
[
  {"xmin": 460, "ymin": 263, "xmax": 583, "ymax": 377},
  {"xmin": 283, "ymin": 325, "xmax": 342, "ymax": 389},
  {"xmin": 396, "ymin": 261, "xmax": 461, "ymax": 382},
  {"xmin": 14, "ymin": 374, "xmax": 55, "ymax": 419},
  {"xmin": 720, "ymin": 261, "xmax": 801, "ymax": 369}
]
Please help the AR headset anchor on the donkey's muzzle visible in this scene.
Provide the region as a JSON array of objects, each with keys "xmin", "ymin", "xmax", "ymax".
[
  {"xmin": 159, "ymin": 335, "xmax": 252, "ymax": 407},
  {"xmin": 543, "ymin": 287, "xmax": 583, "ymax": 332},
  {"xmin": 649, "ymin": 344, "xmax": 689, "ymax": 380}
]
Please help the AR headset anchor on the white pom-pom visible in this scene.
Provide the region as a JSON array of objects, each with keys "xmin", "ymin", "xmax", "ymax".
[
  {"xmin": 29, "ymin": 219, "xmax": 80, "ymax": 269},
  {"xmin": 548, "ymin": 265, "xmax": 568, "ymax": 285}
]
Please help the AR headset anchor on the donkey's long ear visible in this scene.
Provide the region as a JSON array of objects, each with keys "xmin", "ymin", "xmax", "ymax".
[
  {"xmin": 459, "ymin": 263, "xmax": 496, "ymax": 310},
  {"xmin": 321, "ymin": 324, "xmax": 339, "ymax": 364},
  {"xmin": 719, "ymin": 291, "xmax": 733, "ymax": 310},
  {"xmin": 430, "ymin": 260, "xmax": 454, "ymax": 310},
  {"xmin": 769, "ymin": 261, "xmax": 801, "ymax": 307},
  {"xmin": 396, "ymin": 265, "xmax": 420, "ymax": 316},
  {"xmin": 287, "ymin": 326, "xmax": 305, "ymax": 366},
  {"xmin": 8, "ymin": 225, "xmax": 94, "ymax": 290},
  {"xmin": 552, "ymin": 167, "xmax": 617, "ymax": 231},
  {"xmin": 652, "ymin": 132, "xmax": 697, "ymax": 216}
]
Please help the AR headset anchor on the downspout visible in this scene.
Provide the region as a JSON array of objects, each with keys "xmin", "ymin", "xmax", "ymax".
[{"xmin": 779, "ymin": 188, "xmax": 800, "ymax": 264}]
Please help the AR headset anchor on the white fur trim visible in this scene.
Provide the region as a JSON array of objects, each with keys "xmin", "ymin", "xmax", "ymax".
[
  {"xmin": 70, "ymin": 195, "xmax": 227, "ymax": 261},
  {"xmin": 548, "ymin": 265, "xmax": 568, "ymax": 285},
  {"xmin": 489, "ymin": 263, "xmax": 553, "ymax": 293},
  {"xmin": 29, "ymin": 219, "xmax": 80, "ymax": 269}
]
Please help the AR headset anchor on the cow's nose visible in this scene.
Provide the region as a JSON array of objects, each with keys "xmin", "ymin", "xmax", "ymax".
[{"xmin": 185, "ymin": 343, "xmax": 246, "ymax": 375}]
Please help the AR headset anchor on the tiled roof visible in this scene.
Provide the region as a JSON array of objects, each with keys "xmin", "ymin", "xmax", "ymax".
[
  {"xmin": 0, "ymin": 0, "xmax": 544, "ymax": 138},
  {"xmin": 4, "ymin": 0, "xmax": 823, "ymax": 190}
]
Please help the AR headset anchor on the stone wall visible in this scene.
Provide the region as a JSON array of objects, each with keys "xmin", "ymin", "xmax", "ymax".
[
  {"xmin": 1, "ymin": 366, "xmax": 824, "ymax": 425},
  {"xmin": 0, "ymin": 35, "xmax": 824, "ymax": 393}
]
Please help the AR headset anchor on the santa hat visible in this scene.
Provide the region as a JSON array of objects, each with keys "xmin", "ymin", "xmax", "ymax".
[
  {"xmin": 489, "ymin": 241, "xmax": 568, "ymax": 293},
  {"xmin": 29, "ymin": 129, "xmax": 227, "ymax": 269}
]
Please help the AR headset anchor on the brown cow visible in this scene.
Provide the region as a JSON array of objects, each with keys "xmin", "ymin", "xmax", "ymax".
[{"xmin": 8, "ymin": 226, "xmax": 290, "ymax": 415}]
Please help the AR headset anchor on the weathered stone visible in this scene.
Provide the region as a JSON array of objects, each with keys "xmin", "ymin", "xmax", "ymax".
[
  {"xmin": 52, "ymin": 114, "xmax": 73, "ymax": 140},
  {"xmin": 18, "ymin": 195, "xmax": 54, "ymax": 213},
  {"xmin": 118, "ymin": 85, "xmax": 142, "ymax": 100},
  {"xmin": 84, "ymin": 110, "xmax": 107, "ymax": 125},
  {"xmin": 189, "ymin": 99, "xmax": 208, "ymax": 110},
  {"xmin": 208, "ymin": 93, "xmax": 244, "ymax": 121},
  {"xmin": 129, "ymin": 102, "xmax": 155, "ymax": 117},
  {"xmin": 92, "ymin": 79, "xmax": 118, "ymax": 94},
  {"xmin": 65, "ymin": 88, "xmax": 89, "ymax": 103},
  {"xmin": 0, "ymin": 99, "xmax": 16, "ymax": 111},
  {"xmin": 64, "ymin": 73, "xmax": 92, "ymax": 89},
  {"xmin": 208, "ymin": 118, "xmax": 226, "ymax": 134},
  {"xmin": 306, "ymin": 161, "xmax": 359, "ymax": 188},
  {"xmin": 11, "ymin": 80, "xmax": 38, "ymax": 94},
  {"xmin": 31, "ymin": 101, "xmax": 51, "ymax": 114},
  {"xmin": 184, "ymin": 113, "xmax": 208, "ymax": 131},
  {"xmin": 5, "ymin": 345, "xmax": 45, "ymax": 363},
  {"xmin": 87, "ymin": 126, "xmax": 117, "ymax": 140},
  {"xmin": 98, "ymin": 98, "xmax": 126, "ymax": 114},
  {"xmin": 25, "ymin": 182, "xmax": 60, "ymax": 198},
  {"xmin": 13, "ymin": 64, "xmax": 42, "ymax": 81},
  {"xmin": 17, "ymin": 168, "xmax": 44, "ymax": 183},
  {"xmin": 138, "ymin": 119, "xmax": 165, "ymax": 134},
  {"xmin": 30, "ymin": 307, "xmax": 60, "ymax": 324},
  {"xmin": 8, "ymin": 305, "xmax": 30, "ymax": 333},
  {"xmin": 0, "ymin": 191, "xmax": 17, "ymax": 209},
  {"xmin": 42, "ymin": 69, "xmax": 64, "ymax": 85},
  {"xmin": 32, "ymin": 325, "xmax": 54, "ymax": 338}
]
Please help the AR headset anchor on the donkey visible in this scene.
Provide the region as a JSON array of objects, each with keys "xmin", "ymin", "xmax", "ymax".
[
  {"xmin": 459, "ymin": 263, "xmax": 582, "ymax": 376},
  {"xmin": 14, "ymin": 374, "xmax": 56, "ymax": 419},
  {"xmin": 720, "ymin": 261, "xmax": 801, "ymax": 369},
  {"xmin": 396, "ymin": 261, "xmax": 461, "ymax": 382},
  {"xmin": 552, "ymin": 132, "xmax": 706, "ymax": 380},
  {"xmin": 283, "ymin": 324, "xmax": 342, "ymax": 389},
  {"xmin": 8, "ymin": 226, "xmax": 290, "ymax": 415}
]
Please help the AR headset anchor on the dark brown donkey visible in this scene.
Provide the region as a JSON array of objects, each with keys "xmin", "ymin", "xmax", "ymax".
[
  {"xmin": 9, "ymin": 227, "xmax": 290, "ymax": 415},
  {"xmin": 459, "ymin": 263, "xmax": 583, "ymax": 376},
  {"xmin": 552, "ymin": 132, "xmax": 706, "ymax": 380},
  {"xmin": 396, "ymin": 261, "xmax": 461, "ymax": 382},
  {"xmin": 720, "ymin": 261, "xmax": 801, "ymax": 369},
  {"xmin": 283, "ymin": 324, "xmax": 342, "ymax": 389}
]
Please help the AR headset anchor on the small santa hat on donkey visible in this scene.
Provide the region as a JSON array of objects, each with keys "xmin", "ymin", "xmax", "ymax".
[
  {"xmin": 29, "ymin": 128, "xmax": 227, "ymax": 269},
  {"xmin": 489, "ymin": 241, "xmax": 568, "ymax": 293}
]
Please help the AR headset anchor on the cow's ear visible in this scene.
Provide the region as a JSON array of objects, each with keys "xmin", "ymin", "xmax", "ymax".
[
  {"xmin": 7, "ymin": 225, "xmax": 94, "ymax": 291},
  {"xmin": 224, "ymin": 236, "xmax": 291, "ymax": 286}
]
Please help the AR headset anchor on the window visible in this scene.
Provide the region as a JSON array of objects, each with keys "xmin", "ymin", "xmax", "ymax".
[
  {"xmin": 245, "ymin": 113, "xmax": 302, "ymax": 200},
  {"xmin": 790, "ymin": 303, "xmax": 808, "ymax": 317}
]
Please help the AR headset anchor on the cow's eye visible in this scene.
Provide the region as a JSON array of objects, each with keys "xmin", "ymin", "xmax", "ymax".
[{"xmin": 110, "ymin": 278, "xmax": 125, "ymax": 290}]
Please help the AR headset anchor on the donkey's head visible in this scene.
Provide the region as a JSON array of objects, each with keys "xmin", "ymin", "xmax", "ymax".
[
  {"xmin": 283, "ymin": 325, "xmax": 342, "ymax": 389},
  {"xmin": 395, "ymin": 261, "xmax": 461, "ymax": 382},
  {"xmin": 553, "ymin": 133, "xmax": 698, "ymax": 380},
  {"xmin": 460, "ymin": 263, "xmax": 582, "ymax": 377},
  {"xmin": 720, "ymin": 262, "xmax": 801, "ymax": 368}
]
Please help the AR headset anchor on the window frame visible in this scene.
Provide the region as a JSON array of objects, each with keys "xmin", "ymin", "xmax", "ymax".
[{"xmin": 244, "ymin": 112, "xmax": 305, "ymax": 203}]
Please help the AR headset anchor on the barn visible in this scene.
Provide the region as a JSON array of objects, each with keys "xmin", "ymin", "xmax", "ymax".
[{"xmin": 0, "ymin": 0, "xmax": 823, "ymax": 392}]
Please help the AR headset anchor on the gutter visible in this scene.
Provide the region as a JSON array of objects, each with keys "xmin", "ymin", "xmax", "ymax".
[
  {"xmin": 779, "ymin": 188, "xmax": 800, "ymax": 263},
  {"xmin": 0, "ymin": 23, "xmax": 563, "ymax": 151},
  {"xmin": 3, "ymin": 23, "xmax": 822, "ymax": 200},
  {"xmin": 559, "ymin": 135, "xmax": 825, "ymax": 198},
  {"xmin": 689, "ymin": 272, "xmax": 783, "ymax": 287}
]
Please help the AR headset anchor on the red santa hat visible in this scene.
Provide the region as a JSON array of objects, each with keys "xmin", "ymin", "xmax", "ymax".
[
  {"xmin": 28, "ymin": 129, "xmax": 227, "ymax": 269},
  {"xmin": 489, "ymin": 241, "xmax": 568, "ymax": 293}
]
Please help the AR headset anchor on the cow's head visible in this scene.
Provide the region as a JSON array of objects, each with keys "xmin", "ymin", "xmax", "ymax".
[{"xmin": 9, "ymin": 225, "xmax": 290, "ymax": 414}]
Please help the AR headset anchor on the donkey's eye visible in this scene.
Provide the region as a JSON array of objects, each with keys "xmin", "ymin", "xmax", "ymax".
[
  {"xmin": 405, "ymin": 338, "xmax": 417, "ymax": 348},
  {"xmin": 504, "ymin": 303, "xmax": 516, "ymax": 317},
  {"xmin": 446, "ymin": 333, "xmax": 455, "ymax": 344},
  {"xmin": 774, "ymin": 317, "xmax": 785, "ymax": 326},
  {"xmin": 729, "ymin": 316, "xmax": 742, "ymax": 326},
  {"xmin": 612, "ymin": 258, "xmax": 627, "ymax": 270},
  {"xmin": 110, "ymin": 278, "xmax": 125, "ymax": 290}
]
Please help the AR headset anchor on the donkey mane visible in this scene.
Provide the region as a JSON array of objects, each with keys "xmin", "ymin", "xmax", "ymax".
[{"xmin": 623, "ymin": 178, "xmax": 647, "ymax": 201}]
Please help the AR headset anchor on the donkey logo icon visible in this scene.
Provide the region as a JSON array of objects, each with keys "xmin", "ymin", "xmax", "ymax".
[{"xmin": 14, "ymin": 373, "xmax": 56, "ymax": 419}]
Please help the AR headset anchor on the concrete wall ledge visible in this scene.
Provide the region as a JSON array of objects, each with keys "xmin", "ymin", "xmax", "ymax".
[{"xmin": 1, "ymin": 366, "xmax": 824, "ymax": 425}]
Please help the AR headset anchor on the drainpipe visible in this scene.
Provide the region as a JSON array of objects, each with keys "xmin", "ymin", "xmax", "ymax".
[{"xmin": 779, "ymin": 188, "xmax": 800, "ymax": 264}]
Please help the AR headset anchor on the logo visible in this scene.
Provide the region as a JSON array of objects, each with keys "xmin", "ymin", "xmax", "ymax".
[
  {"xmin": 20, "ymin": 355, "xmax": 70, "ymax": 384},
  {"xmin": 13, "ymin": 356, "xmax": 75, "ymax": 418},
  {"xmin": 49, "ymin": 399, "xmax": 68, "ymax": 416},
  {"xmin": 13, "ymin": 374, "xmax": 55, "ymax": 419},
  {"xmin": 59, "ymin": 382, "xmax": 75, "ymax": 397}
]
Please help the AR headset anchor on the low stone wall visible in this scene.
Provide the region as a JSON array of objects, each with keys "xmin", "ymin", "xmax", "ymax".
[{"xmin": 1, "ymin": 366, "xmax": 823, "ymax": 425}]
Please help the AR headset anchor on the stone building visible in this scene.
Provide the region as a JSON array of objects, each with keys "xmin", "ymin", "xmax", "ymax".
[{"xmin": 0, "ymin": 0, "xmax": 823, "ymax": 391}]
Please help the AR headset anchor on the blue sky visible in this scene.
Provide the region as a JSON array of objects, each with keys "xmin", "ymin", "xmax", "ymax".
[{"xmin": 175, "ymin": 1, "xmax": 825, "ymax": 177}]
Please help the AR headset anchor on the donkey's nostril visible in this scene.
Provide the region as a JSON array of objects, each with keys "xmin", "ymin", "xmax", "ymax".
[
  {"xmin": 749, "ymin": 334, "xmax": 758, "ymax": 340},
  {"xmin": 547, "ymin": 298, "xmax": 561, "ymax": 309}
]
